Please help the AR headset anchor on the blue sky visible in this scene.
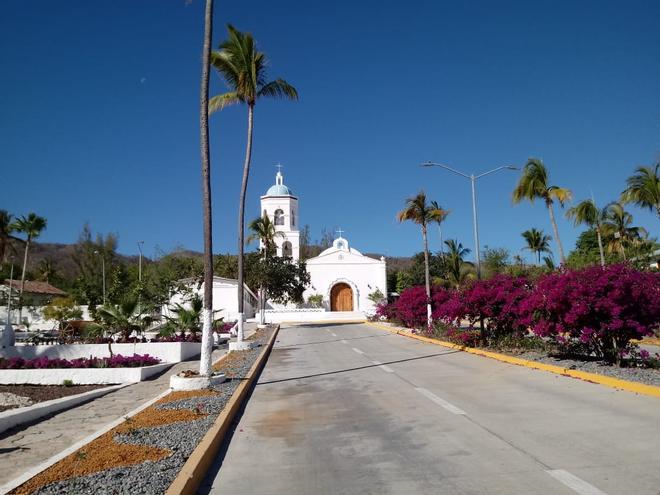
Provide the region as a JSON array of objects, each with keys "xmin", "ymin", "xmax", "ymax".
[{"xmin": 2, "ymin": 0, "xmax": 659, "ymax": 262}]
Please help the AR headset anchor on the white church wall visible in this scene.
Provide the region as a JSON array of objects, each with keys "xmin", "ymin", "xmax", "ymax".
[{"xmin": 304, "ymin": 259, "xmax": 387, "ymax": 314}]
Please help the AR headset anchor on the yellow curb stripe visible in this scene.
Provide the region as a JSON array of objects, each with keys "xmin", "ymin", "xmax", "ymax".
[
  {"xmin": 366, "ymin": 321, "xmax": 660, "ymax": 399},
  {"xmin": 632, "ymin": 337, "xmax": 660, "ymax": 347},
  {"xmin": 165, "ymin": 326, "xmax": 280, "ymax": 495}
]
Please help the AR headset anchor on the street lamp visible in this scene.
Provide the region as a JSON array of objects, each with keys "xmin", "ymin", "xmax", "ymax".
[
  {"xmin": 94, "ymin": 250, "xmax": 106, "ymax": 305},
  {"xmin": 421, "ymin": 162, "xmax": 519, "ymax": 279},
  {"xmin": 137, "ymin": 241, "xmax": 144, "ymax": 282},
  {"xmin": 3, "ymin": 257, "xmax": 16, "ymax": 348}
]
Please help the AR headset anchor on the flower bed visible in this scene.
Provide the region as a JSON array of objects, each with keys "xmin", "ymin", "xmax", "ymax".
[{"xmin": 0, "ymin": 354, "xmax": 160, "ymax": 370}]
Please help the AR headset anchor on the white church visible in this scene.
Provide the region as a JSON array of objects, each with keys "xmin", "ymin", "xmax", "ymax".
[
  {"xmin": 260, "ymin": 169, "xmax": 387, "ymax": 321},
  {"xmin": 163, "ymin": 169, "xmax": 387, "ymax": 324}
]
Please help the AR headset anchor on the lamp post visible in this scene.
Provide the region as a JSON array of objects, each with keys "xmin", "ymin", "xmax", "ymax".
[
  {"xmin": 421, "ymin": 162, "xmax": 519, "ymax": 279},
  {"xmin": 3, "ymin": 258, "xmax": 16, "ymax": 347},
  {"xmin": 137, "ymin": 241, "xmax": 144, "ymax": 282},
  {"xmin": 94, "ymin": 250, "xmax": 106, "ymax": 305}
]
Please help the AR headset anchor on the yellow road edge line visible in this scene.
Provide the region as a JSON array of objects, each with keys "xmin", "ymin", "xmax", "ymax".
[
  {"xmin": 165, "ymin": 325, "xmax": 281, "ymax": 495},
  {"xmin": 280, "ymin": 319, "xmax": 367, "ymax": 325},
  {"xmin": 366, "ymin": 321, "xmax": 660, "ymax": 399}
]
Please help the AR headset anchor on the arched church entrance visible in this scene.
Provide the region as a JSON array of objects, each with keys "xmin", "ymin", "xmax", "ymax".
[{"xmin": 330, "ymin": 283, "xmax": 353, "ymax": 311}]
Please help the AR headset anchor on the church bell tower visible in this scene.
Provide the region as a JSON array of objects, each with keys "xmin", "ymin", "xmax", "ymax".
[{"xmin": 260, "ymin": 168, "xmax": 300, "ymax": 260}]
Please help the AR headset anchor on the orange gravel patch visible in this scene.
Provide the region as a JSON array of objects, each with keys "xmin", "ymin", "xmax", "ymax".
[
  {"xmin": 9, "ymin": 431, "xmax": 169, "ymax": 495},
  {"xmin": 10, "ymin": 394, "xmax": 209, "ymax": 494},
  {"xmin": 156, "ymin": 388, "xmax": 218, "ymax": 405}
]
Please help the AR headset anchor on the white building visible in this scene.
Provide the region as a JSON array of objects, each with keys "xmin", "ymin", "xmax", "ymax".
[
  {"xmin": 260, "ymin": 170, "xmax": 387, "ymax": 317},
  {"xmin": 304, "ymin": 236, "xmax": 387, "ymax": 314},
  {"xmin": 163, "ymin": 277, "xmax": 257, "ymax": 323}
]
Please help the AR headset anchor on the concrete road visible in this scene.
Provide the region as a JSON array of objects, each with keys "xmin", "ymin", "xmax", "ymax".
[{"xmin": 201, "ymin": 323, "xmax": 660, "ymax": 495}]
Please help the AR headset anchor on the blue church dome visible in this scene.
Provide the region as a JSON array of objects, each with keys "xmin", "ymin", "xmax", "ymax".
[
  {"xmin": 265, "ymin": 170, "xmax": 293, "ymax": 196},
  {"xmin": 266, "ymin": 184, "xmax": 293, "ymax": 196}
]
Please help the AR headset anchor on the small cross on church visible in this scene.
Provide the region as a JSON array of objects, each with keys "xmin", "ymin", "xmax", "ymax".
[
  {"xmin": 336, "ymin": 227, "xmax": 345, "ymax": 238},
  {"xmin": 275, "ymin": 163, "xmax": 283, "ymax": 173}
]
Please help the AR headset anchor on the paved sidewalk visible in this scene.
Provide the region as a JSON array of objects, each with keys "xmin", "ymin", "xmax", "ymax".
[{"xmin": 0, "ymin": 349, "xmax": 228, "ymax": 487}]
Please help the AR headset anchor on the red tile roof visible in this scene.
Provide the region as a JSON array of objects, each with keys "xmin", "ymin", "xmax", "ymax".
[{"xmin": 2, "ymin": 280, "xmax": 67, "ymax": 296}]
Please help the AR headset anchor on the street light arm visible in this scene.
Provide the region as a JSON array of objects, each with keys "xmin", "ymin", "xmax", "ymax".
[
  {"xmin": 474, "ymin": 165, "xmax": 519, "ymax": 180},
  {"xmin": 420, "ymin": 162, "xmax": 471, "ymax": 179}
]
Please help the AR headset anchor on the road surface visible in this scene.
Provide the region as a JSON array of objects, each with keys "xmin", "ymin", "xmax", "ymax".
[{"xmin": 201, "ymin": 322, "xmax": 659, "ymax": 495}]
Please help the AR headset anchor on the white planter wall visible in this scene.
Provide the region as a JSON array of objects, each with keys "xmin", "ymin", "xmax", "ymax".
[
  {"xmin": 0, "ymin": 363, "xmax": 171, "ymax": 385},
  {"xmin": 3, "ymin": 342, "xmax": 201, "ymax": 363}
]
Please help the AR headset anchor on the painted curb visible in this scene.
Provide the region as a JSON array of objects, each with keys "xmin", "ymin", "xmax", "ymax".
[
  {"xmin": 165, "ymin": 325, "xmax": 281, "ymax": 495},
  {"xmin": 366, "ymin": 321, "xmax": 660, "ymax": 399},
  {"xmin": 0, "ymin": 383, "xmax": 128, "ymax": 435}
]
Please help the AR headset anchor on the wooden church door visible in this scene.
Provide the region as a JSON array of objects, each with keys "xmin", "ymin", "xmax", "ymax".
[{"xmin": 331, "ymin": 283, "xmax": 353, "ymax": 311}]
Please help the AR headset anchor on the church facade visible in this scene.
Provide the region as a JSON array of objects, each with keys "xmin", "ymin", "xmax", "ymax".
[{"xmin": 260, "ymin": 170, "xmax": 387, "ymax": 315}]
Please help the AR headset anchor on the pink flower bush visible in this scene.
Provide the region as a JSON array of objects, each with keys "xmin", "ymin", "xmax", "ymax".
[
  {"xmin": 520, "ymin": 264, "xmax": 660, "ymax": 363},
  {"xmin": 381, "ymin": 286, "xmax": 452, "ymax": 330},
  {"xmin": 0, "ymin": 354, "xmax": 161, "ymax": 369},
  {"xmin": 439, "ymin": 275, "xmax": 531, "ymax": 343}
]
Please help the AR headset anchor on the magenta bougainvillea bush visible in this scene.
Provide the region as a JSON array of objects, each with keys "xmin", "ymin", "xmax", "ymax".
[
  {"xmin": 378, "ymin": 265, "xmax": 660, "ymax": 364},
  {"xmin": 0, "ymin": 354, "xmax": 161, "ymax": 370},
  {"xmin": 376, "ymin": 286, "xmax": 452, "ymax": 329},
  {"xmin": 440, "ymin": 275, "xmax": 531, "ymax": 342},
  {"xmin": 520, "ymin": 264, "xmax": 660, "ymax": 363}
]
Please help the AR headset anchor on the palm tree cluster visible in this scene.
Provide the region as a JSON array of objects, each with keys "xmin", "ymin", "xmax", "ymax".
[{"xmin": 514, "ymin": 158, "xmax": 657, "ymax": 267}]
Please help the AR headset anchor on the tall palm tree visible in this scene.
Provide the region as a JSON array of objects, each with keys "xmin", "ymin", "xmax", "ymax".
[
  {"xmin": 209, "ymin": 24, "xmax": 298, "ymax": 344},
  {"xmin": 248, "ymin": 213, "xmax": 285, "ymax": 324},
  {"xmin": 512, "ymin": 158, "xmax": 572, "ymax": 264},
  {"xmin": 398, "ymin": 192, "xmax": 448, "ymax": 328},
  {"xmin": 620, "ymin": 164, "xmax": 660, "ymax": 218},
  {"xmin": 0, "ymin": 210, "xmax": 19, "ymax": 266},
  {"xmin": 566, "ymin": 198, "xmax": 607, "ymax": 267},
  {"xmin": 198, "ymin": 0, "xmax": 214, "ymax": 376},
  {"xmin": 601, "ymin": 202, "xmax": 647, "ymax": 261},
  {"xmin": 430, "ymin": 200, "xmax": 450, "ymax": 254},
  {"xmin": 443, "ymin": 239, "xmax": 474, "ymax": 288},
  {"xmin": 521, "ymin": 228, "xmax": 552, "ymax": 264},
  {"xmin": 13, "ymin": 213, "xmax": 47, "ymax": 322}
]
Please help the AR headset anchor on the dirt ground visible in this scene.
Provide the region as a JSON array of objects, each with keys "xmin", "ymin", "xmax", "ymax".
[{"xmin": 0, "ymin": 384, "xmax": 106, "ymax": 412}]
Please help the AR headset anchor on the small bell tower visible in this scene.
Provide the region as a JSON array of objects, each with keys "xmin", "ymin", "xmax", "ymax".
[{"xmin": 260, "ymin": 166, "xmax": 300, "ymax": 260}]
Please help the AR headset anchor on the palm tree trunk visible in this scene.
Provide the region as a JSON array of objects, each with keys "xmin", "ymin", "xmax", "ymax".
[
  {"xmin": 17, "ymin": 238, "xmax": 30, "ymax": 324},
  {"xmin": 546, "ymin": 201, "xmax": 566, "ymax": 264},
  {"xmin": 422, "ymin": 225, "xmax": 432, "ymax": 330},
  {"xmin": 595, "ymin": 226, "xmax": 606, "ymax": 268},
  {"xmin": 198, "ymin": 0, "xmax": 214, "ymax": 376},
  {"xmin": 236, "ymin": 103, "xmax": 255, "ymax": 343}
]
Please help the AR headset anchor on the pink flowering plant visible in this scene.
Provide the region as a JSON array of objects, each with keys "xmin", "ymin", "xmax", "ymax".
[
  {"xmin": 436, "ymin": 275, "xmax": 531, "ymax": 345},
  {"xmin": 0, "ymin": 354, "xmax": 161, "ymax": 370},
  {"xmin": 379, "ymin": 286, "xmax": 453, "ymax": 330},
  {"xmin": 520, "ymin": 264, "xmax": 660, "ymax": 365}
]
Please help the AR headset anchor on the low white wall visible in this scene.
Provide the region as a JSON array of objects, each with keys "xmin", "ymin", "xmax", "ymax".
[
  {"xmin": 0, "ymin": 363, "xmax": 172, "ymax": 385},
  {"xmin": 3, "ymin": 342, "xmax": 201, "ymax": 363},
  {"xmin": 263, "ymin": 309, "xmax": 367, "ymax": 323},
  {"xmin": 0, "ymin": 384, "xmax": 126, "ymax": 434}
]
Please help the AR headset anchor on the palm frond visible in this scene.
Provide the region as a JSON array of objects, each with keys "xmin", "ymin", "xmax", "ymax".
[
  {"xmin": 258, "ymin": 79, "xmax": 299, "ymax": 100},
  {"xmin": 208, "ymin": 92, "xmax": 239, "ymax": 114}
]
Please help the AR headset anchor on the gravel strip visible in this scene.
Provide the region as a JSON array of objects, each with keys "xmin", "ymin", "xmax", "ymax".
[
  {"xmin": 32, "ymin": 329, "xmax": 272, "ymax": 495},
  {"xmin": 513, "ymin": 351, "xmax": 660, "ymax": 387}
]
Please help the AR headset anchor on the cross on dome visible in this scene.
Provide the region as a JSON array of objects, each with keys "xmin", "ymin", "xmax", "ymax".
[{"xmin": 336, "ymin": 227, "xmax": 345, "ymax": 238}]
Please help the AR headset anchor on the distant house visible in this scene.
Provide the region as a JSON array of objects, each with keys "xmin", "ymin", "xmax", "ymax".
[
  {"xmin": 162, "ymin": 277, "xmax": 257, "ymax": 324},
  {"xmin": 1, "ymin": 280, "xmax": 67, "ymax": 305},
  {"xmin": 1, "ymin": 280, "xmax": 68, "ymax": 329}
]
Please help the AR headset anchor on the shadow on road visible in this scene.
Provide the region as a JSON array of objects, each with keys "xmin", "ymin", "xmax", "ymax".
[{"xmin": 257, "ymin": 350, "xmax": 462, "ymax": 386}]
